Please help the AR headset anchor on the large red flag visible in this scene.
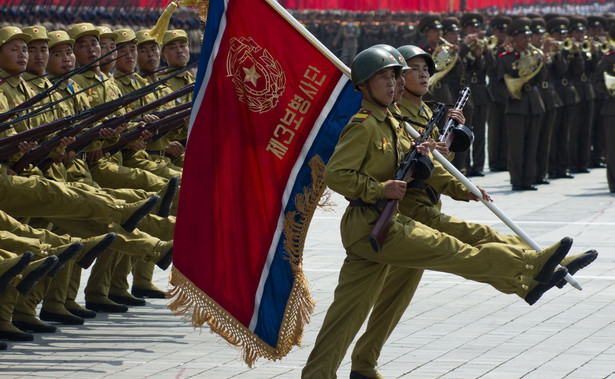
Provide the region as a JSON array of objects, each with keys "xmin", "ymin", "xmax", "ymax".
[{"xmin": 168, "ymin": 0, "xmax": 362, "ymax": 365}]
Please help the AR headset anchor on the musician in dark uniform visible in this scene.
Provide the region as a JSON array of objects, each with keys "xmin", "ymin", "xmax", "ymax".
[
  {"xmin": 530, "ymin": 17, "xmax": 564, "ymax": 185},
  {"xmin": 461, "ymin": 12, "xmax": 492, "ymax": 177},
  {"xmin": 496, "ymin": 18, "xmax": 545, "ymax": 191},
  {"xmin": 487, "ymin": 15, "xmax": 512, "ymax": 172},
  {"xmin": 568, "ymin": 16, "xmax": 596, "ymax": 174},
  {"xmin": 594, "ymin": 23, "xmax": 615, "ymax": 192},
  {"xmin": 588, "ymin": 16, "xmax": 609, "ymax": 168},
  {"xmin": 547, "ymin": 17, "xmax": 582, "ymax": 179}
]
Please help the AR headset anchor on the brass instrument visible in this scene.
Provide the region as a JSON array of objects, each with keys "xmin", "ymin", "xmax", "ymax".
[
  {"xmin": 428, "ymin": 37, "xmax": 458, "ymax": 93},
  {"xmin": 604, "ymin": 71, "xmax": 615, "ymax": 97},
  {"xmin": 468, "ymin": 35, "xmax": 497, "ymax": 50},
  {"xmin": 504, "ymin": 44, "xmax": 545, "ymax": 99},
  {"xmin": 551, "ymin": 37, "xmax": 575, "ymax": 51},
  {"xmin": 580, "ymin": 40, "xmax": 592, "ymax": 53}
]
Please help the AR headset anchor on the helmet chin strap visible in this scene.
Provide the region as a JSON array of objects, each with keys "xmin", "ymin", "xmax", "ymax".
[
  {"xmin": 366, "ymin": 82, "xmax": 391, "ymax": 109},
  {"xmin": 404, "ymin": 86, "xmax": 423, "ymax": 98}
]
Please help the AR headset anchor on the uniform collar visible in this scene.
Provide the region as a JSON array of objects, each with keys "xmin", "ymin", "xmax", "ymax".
[
  {"xmin": 22, "ymin": 72, "xmax": 52, "ymax": 90},
  {"xmin": 398, "ymin": 96, "xmax": 430, "ymax": 121},
  {"xmin": 361, "ymin": 99, "xmax": 388, "ymax": 121},
  {"xmin": 0, "ymin": 70, "xmax": 23, "ymax": 88}
]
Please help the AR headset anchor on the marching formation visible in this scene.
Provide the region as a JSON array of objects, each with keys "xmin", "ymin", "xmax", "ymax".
[{"xmin": 0, "ymin": 20, "xmax": 195, "ymax": 352}]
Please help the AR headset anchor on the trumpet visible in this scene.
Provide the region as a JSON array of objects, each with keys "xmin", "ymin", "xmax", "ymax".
[
  {"xmin": 551, "ymin": 37, "xmax": 575, "ymax": 51},
  {"xmin": 476, "ymin": 35, "xmax": 498, "ymax": 50}
]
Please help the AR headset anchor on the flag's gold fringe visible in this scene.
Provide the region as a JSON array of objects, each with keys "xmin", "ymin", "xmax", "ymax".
[
  {"xmin": 178, "ymin": 0, "xmax": 209, "ymax": 24},
  {"xmin": 167, "ymin": 155, "xmax": 326, "ymax": 366}
]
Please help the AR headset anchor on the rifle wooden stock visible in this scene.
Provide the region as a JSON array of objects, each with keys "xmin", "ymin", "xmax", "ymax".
[
  {"xmin": 368, "ymin": 103, "xmax": 447, "ymax": 252},
  {"xmin": 0, "ymin": 116, "xmax": 76, "ymax": 161}
]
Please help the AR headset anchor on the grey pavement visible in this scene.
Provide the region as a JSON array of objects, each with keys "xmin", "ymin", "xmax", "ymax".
[{"xmin": 2, "ymin": 168, "xmax": 615, "ymax": 378}]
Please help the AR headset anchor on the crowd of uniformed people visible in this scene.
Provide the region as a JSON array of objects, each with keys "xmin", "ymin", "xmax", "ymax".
[
  {"xmin": 0, "ymin": 12, "xmax": 196, "ymax": 351},
  {"xmin": 295, "ymin": 9, "xmax": 615, "ymax": 193}
]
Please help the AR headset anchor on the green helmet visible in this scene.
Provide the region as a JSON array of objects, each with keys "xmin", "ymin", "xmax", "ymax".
[
  {"xmin": 372, "ymin": 44, "xmax": 410, "ymax": 71},
  {"xmin": 351, "ymin": 46, "xmax": 404, "ymax": 90},
  {"xmin": 397, "ymin": 45, "xmax": 435, "ymax": 75}
]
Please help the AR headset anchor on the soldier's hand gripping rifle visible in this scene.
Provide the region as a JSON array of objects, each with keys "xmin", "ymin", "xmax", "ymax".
[
  {"xmin": 439, "ymin": 87, "xmax": 474, "ymax": 152},
  {"xmin": 369, "ymin": 103, "xmax": 447, "ymax": 252},
  {"xmin": 101, "ymin": 106, "xmax": 192, "ymax": 159},
  {"xmin": 27, "ymin": 83, "xmax": 194, "ymax": 173}
]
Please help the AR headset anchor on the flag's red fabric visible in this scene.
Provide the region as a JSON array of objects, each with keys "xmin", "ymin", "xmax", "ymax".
[{"xmin": 168, "ymin": 0, "xmax": 362, "ymax": 365}]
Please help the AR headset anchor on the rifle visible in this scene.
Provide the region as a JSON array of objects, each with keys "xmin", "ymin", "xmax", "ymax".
[
  {"xmin": 368, "ymin": 103, "xmax": 447, "ymax": 252},
  {"xmin": 439, "ymin": 87, "xmax": 474, "ymax": 153},
  {"xmin": 23, "ymin": 83, "xmax": 194, "ymax": 173},
  {"xmin": 0, "ymin": 68, "xmax": 193, "ymax": 165},
  {"xmin": 102, "ymin": 107, "xmax": 191, "ymax": 158}
]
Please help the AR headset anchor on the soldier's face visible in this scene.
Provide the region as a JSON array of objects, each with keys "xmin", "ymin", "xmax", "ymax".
[
  {"xmin": 393, "ymin": 71, "xmax": 406, "ymax": 103},
  {"xmin": 47, "ymin": 44, "xmax": 75, "ymax": 75},
  {"xmin": 552, "ymin": 31, "xmax": 566, "ymax": 41},
  {"xmin": 0, "ymin": 39, "xmax": 28, "ymax": 74},
  {"xmin": 74, "ymin": 35, "xmax": 100, "ymax": 66},
  {"xmin": 531, "ymin": 33, "xmax": 544, "ymax": 48},
  {"xmin": 360, "ymin": 67, "xmax": 396, "ymax": 111},
  {"xmin": 137, "ymin": 41, "xmax": 160, "ymax": 73},
  {"xmin": 512, "ymin": 33, "xmax": 530, "ymax": 51},
  {"xmin": 403, "ymin": 56, "xmax": 430, "ymax": 97},
  {"xmin": 570, "ymin": 29, "xmax": 585, "ymax": 42},
  {"xmin": 99, "ymin": 37, "xmax": 117, "ymax": 67},
  {"xmin": 444, "ymin": 30, "xmax": 459, "ymax": 44},
  {"xmin": 27, "ymin": 40, "xmax": 49, "ymax": 76},
  {"xmin": 116, "ymin": 43, "xmax": 137, "ymax": 73},
  {"xmin": 162, "ymin": 40, "xmax": 189, "ymax": 67},
  {"xmin": 425, "ymin": 28, "xmax": 442, "ymax": 44}
]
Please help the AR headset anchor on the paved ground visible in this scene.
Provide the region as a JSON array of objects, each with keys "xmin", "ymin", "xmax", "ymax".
[{"xmin": 2, "ymin": 168, "xmax": 615, "ymax": 378}]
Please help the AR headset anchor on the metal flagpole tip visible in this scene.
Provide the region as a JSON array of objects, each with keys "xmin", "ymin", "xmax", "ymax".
[{"xmin": 565, "ymin": 273, "xmax": 583, "ymax": 291}]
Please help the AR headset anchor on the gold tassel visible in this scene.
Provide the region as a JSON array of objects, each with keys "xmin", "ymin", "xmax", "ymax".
[
  {"xmin": 167, "ymin": 155, "xmax": 327, "ymax": 366},
  {"xmin": 150, "ymin": 1, "xmax": 178, "ymax": 45},
  {"xmin": 178, "ymin": 0, "xmax": 209, "ymax": 23}
]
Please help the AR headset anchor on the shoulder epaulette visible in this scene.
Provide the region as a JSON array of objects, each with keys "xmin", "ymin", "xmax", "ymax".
[
  {"xmin": 351, "ymin": 110, "xmax": 372, "ymax": 123},
  {"xmin": 499, "ymin": 51, "xmax": 514, "ymax": 58}
]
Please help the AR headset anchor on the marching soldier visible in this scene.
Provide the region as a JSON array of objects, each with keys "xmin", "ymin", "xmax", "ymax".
[
  {"xmin": 530, "ymin": 17, "xmax": 564, "ymax": 185},
  {"xmin": 588, "ymin": 15, "xmax": 609, "ymax": 168},
  {"xmin": 496, "ymin": 18, "xmax": 545, "ymax": 191},
  {"xmin": 461, "ymin": 12, "xmax": 491, "ymax": 177},
  {"xmin": 547, "ymin": 17, "xmax": 581, "ymax": 179},
  {"xmin": 594, "ymin": 23, "xmax": 615, "ymax": 192},
  {"xmin": 487, "ymin": 15, "xmax": 512, "ymax": 172},
  {"xmin": 568, "ymin": 16, "xmax": 595, "ymax": 174}
]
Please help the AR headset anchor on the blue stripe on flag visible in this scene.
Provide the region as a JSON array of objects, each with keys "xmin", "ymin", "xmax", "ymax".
[
  {"xmin": 194, "ymin": 0, "xmax": 227, "ymax": 96},
  {"xmin": 253, "ymin": 81, "xmax": 362, "ymax": 346}
]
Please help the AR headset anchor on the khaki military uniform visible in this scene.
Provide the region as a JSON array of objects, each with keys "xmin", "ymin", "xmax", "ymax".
[{"xmin": 303, "ymin": 100, "xmax": 555, "ymax": 378}]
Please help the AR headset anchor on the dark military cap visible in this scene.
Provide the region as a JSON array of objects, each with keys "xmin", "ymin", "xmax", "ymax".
[
  {"xmin": 526, "ymin": 12, "xmax": 542, "ymax": 19},
  {"xmin": 490, "ymin": 15, "xmax": 512, "ymax": 31},
  {"xmin": 546, "ymin": 17, "xmax": 569, "ymax": 34},
  {"xmin": 587, "ymin": 16, "xmax": 607, "ymax": 30},
  {"xmin": 543, "ymin": 13, "xmax": 559, "ymax": 23},
  {"xmin": 530, "ymin": 18, "xmax": 546, "ymax": 34},
  {"xmin": 442, "ymin": 17, "xmax": 460, "ymax": 33},
  {"xmin": 568, "ymin": 16, "xmax": 587, "ymax": 32},
  {"xmin": 460, "ymin": 12, "xmax": 483, "ymax": 27},
  {"xmin": 506, "ymin": 17, "xmax": 532, "ymax": 36},
  {"xmin": 417, "ymin": 14, "xmax": 442, "ymax": 33}
]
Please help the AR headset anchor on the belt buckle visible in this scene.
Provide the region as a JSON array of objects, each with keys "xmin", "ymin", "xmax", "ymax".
[
  {"xmin": 471, "ymin": 76, "xmax": 478, "ymax": 84},
  {"xmin": 460, "ymin": 77, "xmax": 467, "ymax": 85},
  {"xmin": 542, "ymin": 81, "xmax": 549, "ymax": 89},
  {"xmin": 581, "ymin": 73, "xmax": 587, "ymax": 82},
  {"xmin": 562, "ymin": 78, "xmax": 568, "ymax": 86},
  {"xmin": 523, "ymin": 83, "xmax": 531, "ymax": 92}
]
